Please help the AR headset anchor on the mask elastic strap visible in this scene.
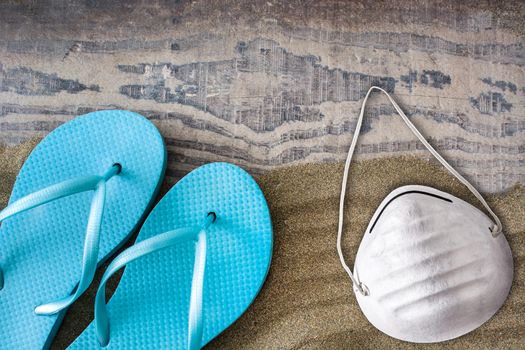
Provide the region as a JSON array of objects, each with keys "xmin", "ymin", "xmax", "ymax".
[{"xmin": 337, "ymin": 86, "xmax": 503, "ymax": 296}]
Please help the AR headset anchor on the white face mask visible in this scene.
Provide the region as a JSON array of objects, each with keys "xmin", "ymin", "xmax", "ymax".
[{"xmin": 337, "ymin": 87, "xmax": 513, "ymax": 343}]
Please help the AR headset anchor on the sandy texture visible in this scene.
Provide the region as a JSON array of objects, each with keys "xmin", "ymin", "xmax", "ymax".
[
  {"xmin": 0, "ymin": 141, "xmax": 523, "ymax": 349},
  {"xmin": 209, "ymin": 159, "xmax": 524, "ymax": 349}
]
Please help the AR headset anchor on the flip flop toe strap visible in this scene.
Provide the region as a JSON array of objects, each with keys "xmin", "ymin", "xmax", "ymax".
[
  {"xmin": 0, "ymin": 164, "xmax": 120, "ymax": 315},
  {"xmin": 95, "ymin": 213, "xmax": 215, "ymax": 349}
]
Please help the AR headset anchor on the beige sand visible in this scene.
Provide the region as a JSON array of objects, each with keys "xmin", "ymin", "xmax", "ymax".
[
  {"xmin": 0, "ymin": 142, "xmax": 523, "ymax": 349},
  {"xmin": 210, "ymin": 159, "xmax": 524, "ymax": 350}
]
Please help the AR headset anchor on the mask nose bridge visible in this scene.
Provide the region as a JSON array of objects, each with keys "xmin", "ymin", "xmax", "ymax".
[{"xmin": 369, "ymin": 190, "xmax": 451, "ymax": 235}]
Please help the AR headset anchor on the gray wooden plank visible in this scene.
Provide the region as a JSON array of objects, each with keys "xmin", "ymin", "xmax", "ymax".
[{"xmin": 0, "ymin": 0, "xmax": 523, "ymax": 193}]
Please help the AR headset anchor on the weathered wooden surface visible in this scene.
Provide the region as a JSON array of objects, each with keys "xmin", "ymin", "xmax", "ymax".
[{"xmin": 0, "ymin": 0, "xmax": 524, "ymax": 192}]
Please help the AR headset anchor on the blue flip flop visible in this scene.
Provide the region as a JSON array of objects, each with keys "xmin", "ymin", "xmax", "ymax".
[
  {"xmin": 69, "ymin": 162, "xmax": 272, "ymax": 349},
  {"xmin": 0, "ymin": 110, "xmax": 166, "ymax": 349}
]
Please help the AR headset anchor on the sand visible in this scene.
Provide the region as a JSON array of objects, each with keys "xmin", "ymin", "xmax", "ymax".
[{"xmin": 1, "ymin": 141, "xmax": 523, "ymax": 349}]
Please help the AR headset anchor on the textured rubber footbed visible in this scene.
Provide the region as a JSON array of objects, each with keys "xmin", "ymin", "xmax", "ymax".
[
  {"xmin": 0, "ymin": 111, "xmax": 166, "ymax": 349},
  {"xmin": 69, "ymin": 162, "xmax": 273, "ymax": 349}
]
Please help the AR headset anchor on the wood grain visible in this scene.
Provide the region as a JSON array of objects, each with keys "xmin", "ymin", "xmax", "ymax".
[{"xmin": 0, "ymin": 0, "xmax": 524, "ymax": 193}]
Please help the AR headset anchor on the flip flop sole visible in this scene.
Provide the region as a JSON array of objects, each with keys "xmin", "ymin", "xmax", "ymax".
[
  {"xmin": 0, "ymin": 110, "xmax": 166, "ymax": 349},
  {"xmin": 70, "ymin": 162, "xmax": 272, "ymax": 349}
]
